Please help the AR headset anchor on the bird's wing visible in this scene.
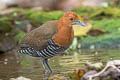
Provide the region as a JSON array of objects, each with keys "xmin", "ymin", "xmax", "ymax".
[{"xmin": 19, "ymin": 20, "xmax": 58, "ymax": 50}]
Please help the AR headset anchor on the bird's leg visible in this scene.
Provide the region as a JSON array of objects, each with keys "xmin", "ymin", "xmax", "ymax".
[
  {"xmin": 40, "ymin": 58, "xmax": 48, "ymax": 75},
  {"xmin": 45, "ymin": 59, "xmax": 53, "ymax": 74}
]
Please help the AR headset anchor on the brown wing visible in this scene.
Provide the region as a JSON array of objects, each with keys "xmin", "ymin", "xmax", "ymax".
[{"xmin": 19, "ymin": 20, "xmax": 58, "ymax": 50}]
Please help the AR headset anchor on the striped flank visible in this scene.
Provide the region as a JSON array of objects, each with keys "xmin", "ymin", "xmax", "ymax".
[{"xmin": 18, "ymin": 39, "xmax": 68, "ymax": 58}]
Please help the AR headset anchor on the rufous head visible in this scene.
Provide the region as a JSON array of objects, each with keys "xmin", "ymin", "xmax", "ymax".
[{"xmin": 58, "ymin": 12, "xmax": 85, "ymax": 27}]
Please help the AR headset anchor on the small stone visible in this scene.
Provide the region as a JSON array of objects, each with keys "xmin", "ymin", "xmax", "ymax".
[
  {"xmin": 4, "ymin": 62, "xmax": 7, "ymax": 64},
  {"xmin": 10, "ymin": 76, "xmax": 31, "ymax": 80},
  {"xmin": 110, "ymin": 58, "xmax": 113, "ymax": 60},
  {"xmin": 4, "ymin": 59, "xmax": 8, "ymax": 62},
  {"xmin": 90, "ymin": 45, "xmax": 95, "ymax": 50},
  {"xmin": 95, "ymin": 52, "xmax": 98, "ymax": 55}
]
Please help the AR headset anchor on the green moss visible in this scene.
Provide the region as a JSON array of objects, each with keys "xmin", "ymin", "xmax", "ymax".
[
  {"xmin": 14, "ymin": 32, "xmax": 26, "ymax": 43},
  {"xmin": 22, "ymin": 9, "xmax": 64, "ymax": 23},
  {"xmin": 104, "ymin": 7, "xmax": 120, "ymax": 17},
  {"xmin": 0, "ymin": 8, "xmax": 64, "ymax": 26},
  {"xmin": 72, "ymin": 6, "xmax": 98, "ymax": 17},
  {"xmin": 80, "ymin": 18, "xmax": 120, "ymax": 49},
  {"xmin": 0, "ymin": 7, "xmax": 120, "ymax": 49},
  {"xmin": 91, "ymin": 18, "xmax": 120, "ymax": 31},
  {"xmin": 72, "ymin": 6, "xmax": 120, "ymax": 19},
  {"xmin": 0, "ymin": 17, "xmax": 12, "ymax": 32}
]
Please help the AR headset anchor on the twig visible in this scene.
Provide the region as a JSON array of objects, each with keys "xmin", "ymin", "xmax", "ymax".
[{"xmin": 87, "ymin": 60, "xmax": 120, "ymax": 80}]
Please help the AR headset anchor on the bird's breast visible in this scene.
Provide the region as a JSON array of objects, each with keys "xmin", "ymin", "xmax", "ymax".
[{"xmin": 53, "ymin": 27, "xmax": 74, "ymax": 46}]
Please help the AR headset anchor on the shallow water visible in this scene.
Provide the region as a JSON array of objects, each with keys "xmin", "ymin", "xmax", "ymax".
[{"xmin": 0, "ymin": 49, "xmax": 120, "ymax": 80}]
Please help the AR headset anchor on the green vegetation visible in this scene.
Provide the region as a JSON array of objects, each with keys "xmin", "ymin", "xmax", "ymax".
[
  {"xmin": 0, "ymin": 9, "xmax": 64, "ymax": 44},
  {"xmin": 80, "ymin": 18, "xmax": 120, "ymax": 49},
  {"xmin": 14, "ymin": 32, "xmax": 26, "ymax": 43},
  {"xmin": 72, "ymin": 7, "xmax": 120, "ymax": 49},
  {"xmin": 25, "ymin": 10, "xmax": 64, "ymax": 23},
  {"xmin": 72, "ymin": 6, "xmax": 120, "ymax": 19},
  {"xmin": 0, "ymin": 6, "xmax": 120, "ymax": 49},
  {"xmin": 10, "ymin": 9, "xmax": 64, "ymax": 24},
  {"xmin": 0, "ymin": 17, "xmax": 12, "ymax": 32}
]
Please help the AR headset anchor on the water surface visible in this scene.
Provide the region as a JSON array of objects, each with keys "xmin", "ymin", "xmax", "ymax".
[{"xmin": 0, "ymin": 49, "xmax": 120, "ymax": 80}]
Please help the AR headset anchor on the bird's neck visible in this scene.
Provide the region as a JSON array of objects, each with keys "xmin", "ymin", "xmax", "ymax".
[{"xmin": 53, "ymin": 24, "xmax": 74, "ymax": 46}]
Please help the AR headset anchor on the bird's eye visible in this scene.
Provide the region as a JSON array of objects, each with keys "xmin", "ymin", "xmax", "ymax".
[{"xmin": 69, "ymin": 17, "xmax": 74, "ymax": 21}]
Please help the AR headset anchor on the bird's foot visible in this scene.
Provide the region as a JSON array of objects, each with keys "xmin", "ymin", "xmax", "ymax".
[
  {"xmin": 44, "ymin": 70, "xmax": 49, "ymax": 76},
  {"xmin": 43, "ymin": 71, "xmax": 49, "ymax": 80},
  {"xmin": 45, "ymin": 70, "xmax": 54, "ymax": 76},
  {"xmin": 49, "ymin": 69, "xmax": 54, "ymax": 74},
  {"xmin": 43, "ymin": 70, "xmax": 54, "ymax": 80}
]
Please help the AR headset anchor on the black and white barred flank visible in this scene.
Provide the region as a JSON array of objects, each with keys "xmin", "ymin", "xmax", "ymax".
[{"xmin": 18, "ymin": 39, "xmax": 68, "ymax": 58}]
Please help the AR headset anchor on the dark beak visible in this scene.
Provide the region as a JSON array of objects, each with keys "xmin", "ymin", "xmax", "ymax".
[{"xmin": 73, "ymin": 20, "xmax": 86, "ymax": 26}]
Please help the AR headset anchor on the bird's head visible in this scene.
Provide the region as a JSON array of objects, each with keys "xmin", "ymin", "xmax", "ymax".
[{"xmin": 59, "ymin": 12, "xmax": 85, "ymax": 27}]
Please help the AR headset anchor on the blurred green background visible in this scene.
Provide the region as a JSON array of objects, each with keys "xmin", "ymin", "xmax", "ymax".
[
  {"xmin": 0, "ymin": 0, "xmax": 120, "ymax": 80},
  {"xmin": 0, "ymin": 0, "xmax": 120, "ymax": 53}
]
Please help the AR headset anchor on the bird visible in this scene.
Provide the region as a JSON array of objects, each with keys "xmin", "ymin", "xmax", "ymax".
[{"xmin": 17, "ymin": 12, "xmax": 85, "ymax": 75}]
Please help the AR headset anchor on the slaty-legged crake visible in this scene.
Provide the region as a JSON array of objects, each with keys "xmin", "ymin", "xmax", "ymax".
[{"xmin": 18, "ymin": 12, "xmax": 85, "ymax": 74}]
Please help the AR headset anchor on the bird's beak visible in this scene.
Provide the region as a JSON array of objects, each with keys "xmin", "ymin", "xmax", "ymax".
[{"xmin": 73, "ymin": 20, "xmax": 86, "ymax": 26}]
